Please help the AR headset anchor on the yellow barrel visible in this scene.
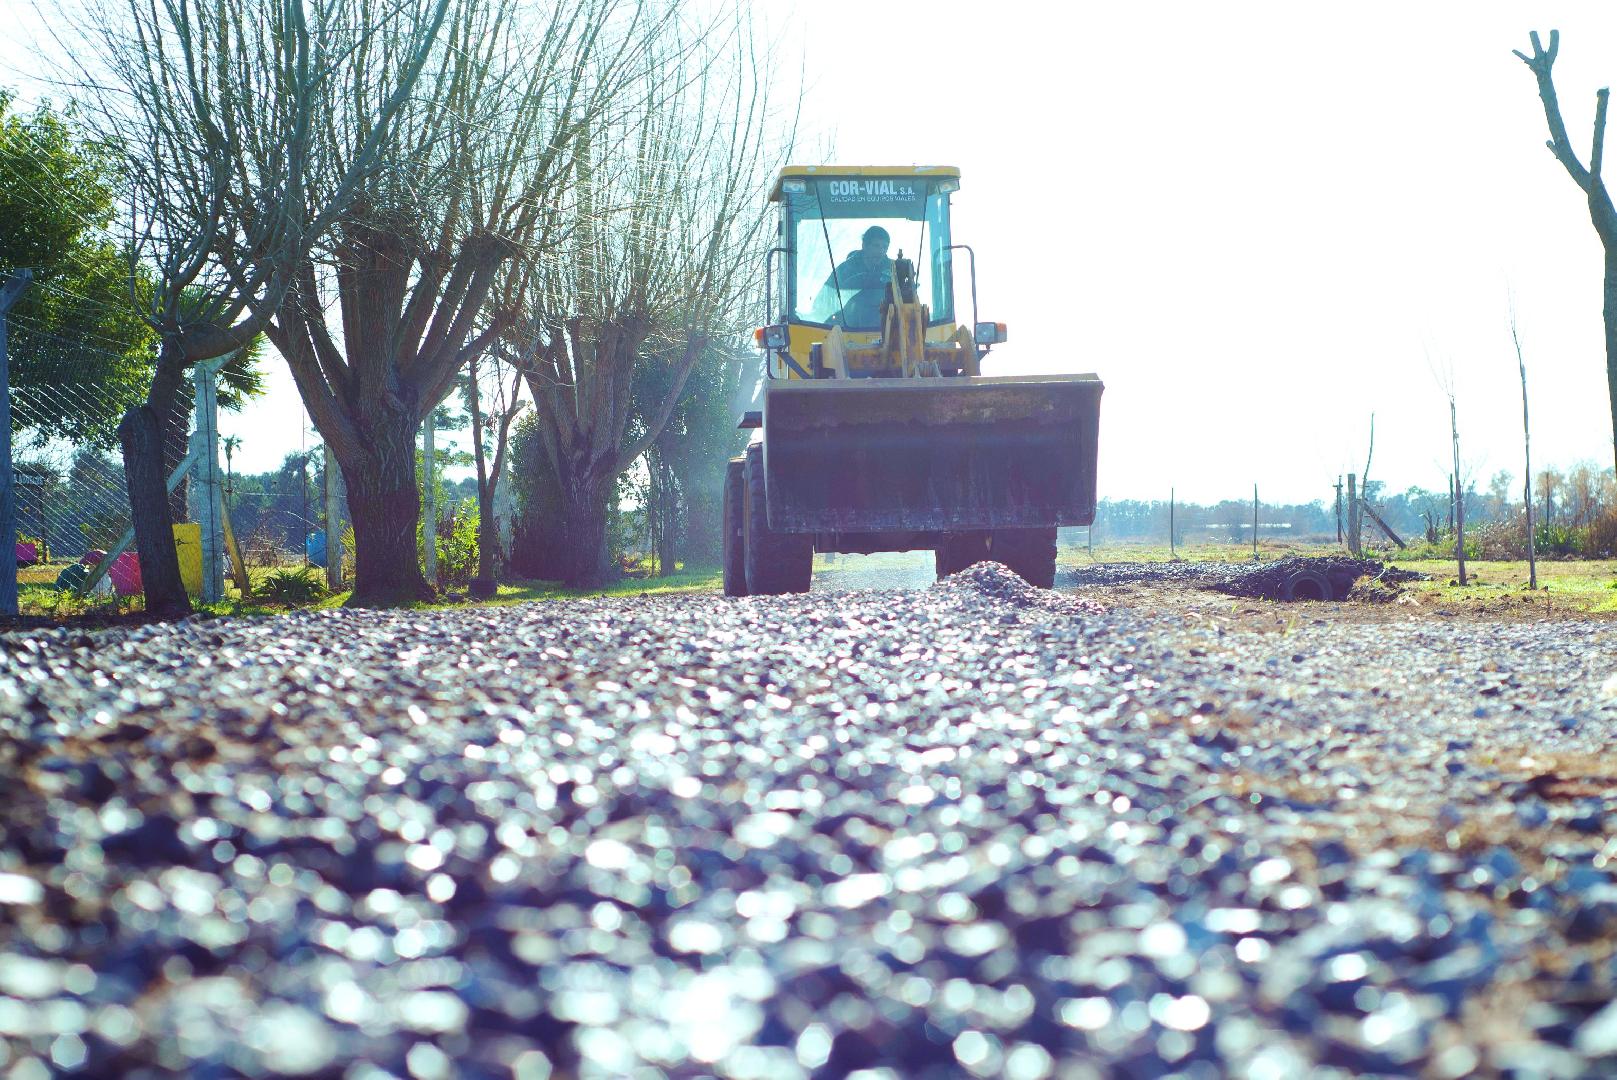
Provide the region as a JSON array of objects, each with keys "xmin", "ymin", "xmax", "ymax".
[{"xmin": 172, "ymin": 523, "xmax": 203, "ymax": 595}]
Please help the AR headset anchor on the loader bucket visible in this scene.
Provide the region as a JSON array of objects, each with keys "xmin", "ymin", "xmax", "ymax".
[{"xmin": 763, "ymin": 373, "xmax": 1103, "ymax": 533}]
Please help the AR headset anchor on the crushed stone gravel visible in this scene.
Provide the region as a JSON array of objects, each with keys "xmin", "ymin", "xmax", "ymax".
[{"xmin": 0, "ymin": 561, "xmax": 1613, "ymax": 1078}]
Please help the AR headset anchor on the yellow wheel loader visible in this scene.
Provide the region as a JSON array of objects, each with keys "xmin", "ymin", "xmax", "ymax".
[{"xmin": 722, "ymin": 165, "xmax": 1103, "ymax": 596}]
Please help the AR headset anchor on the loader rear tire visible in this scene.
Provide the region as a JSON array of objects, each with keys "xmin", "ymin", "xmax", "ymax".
[
  {"xmin": 935, "ymin": 527, "xmax": 1057, "ymax": 589},
  {"xmin": 722, "ymin": 457, "xmax": 748, "ymax": 597},
  {"xmin": 743, "ymin": 443, "xmax": 812, "ymax": 595}
]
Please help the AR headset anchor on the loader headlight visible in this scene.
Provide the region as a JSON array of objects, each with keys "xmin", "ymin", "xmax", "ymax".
[
  {"xmin": 756, "ymin": 324, "xmax": 790, "ymax": 350},
  {"xmin": 974, "ymin": 321, "xmax": 1007, "ymax": 346}
]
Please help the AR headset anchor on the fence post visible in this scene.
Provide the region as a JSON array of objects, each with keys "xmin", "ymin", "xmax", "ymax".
[
  {"xmin": 324, "ymin": 444, "xmax": 342, "ymax": 591},
  {"xmin": 1334, "ymin": 477, "xmax": 1344, "ymax": 545},
  {"xmin": 1347, "ymin": 473, "xmax": 1360, "ymax": 555},
  {"xmin": 1252, "ymin": 484, "xmax": 1259, "ymax": 560},
  {"xmin": 1169, "ymin": 487, "xmax": 1176, "ymax": 559},
  {"xmin": 422, "ymin": 414, "xmax": 437, "ymax": 585},
  {"xmin": 0, "ymin": 270, "xmax": 34, "ymax": 619},
  {"xmin": 194, "ymin": 356, "xmax": 225, "ymax": 602}
]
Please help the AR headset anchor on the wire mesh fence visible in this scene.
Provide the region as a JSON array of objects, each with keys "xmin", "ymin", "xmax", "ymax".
[
  {"xmin": 2, "ymin": 317, "xmax": 316, "ymax": 610},
  {"xmin": 6, "ymin": 321, "xmax": 191, "ymax": 597}
]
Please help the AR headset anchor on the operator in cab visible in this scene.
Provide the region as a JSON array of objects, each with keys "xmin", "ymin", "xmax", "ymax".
[{"xmin": 813, "ymin": 225, "xmax": 892, "ymax": 329}]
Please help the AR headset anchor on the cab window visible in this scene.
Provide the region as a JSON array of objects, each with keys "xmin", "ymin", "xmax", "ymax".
[{"xmin": 787, "ymin": 178, "xmax": 954, "ymax": 330}]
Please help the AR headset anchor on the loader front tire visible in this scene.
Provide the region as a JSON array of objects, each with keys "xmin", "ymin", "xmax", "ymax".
[
  {"xmin": 722, "ymin": 456, "xmax": 748, "ymax": 597},
  {"xmin": 935, "ymin": 527, "xmax": 1058, "ymax": 589},
  {"xmin": 743, "ymin": 443, "xmax": 812, "ymax": 595}
]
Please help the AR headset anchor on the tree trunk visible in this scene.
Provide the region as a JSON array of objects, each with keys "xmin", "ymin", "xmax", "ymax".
[
  {"xmin": 466, "ymin": 369, "xmax": 495, "ymax": 597},
  {"xmin": 656, "ymin": 473, "xmax": 679, "ymax": 576},
  {"xmin": 342, "ymin": 415, "xmax": 433, "ymax": 607},
  {"xmin": 558, "ymin": 471, "xmax": 612, "ymax": 588},
  {"xmin": 511, "ymin": 456, "xmax": 570, "ymax": 580},
  {"xmin": 1605, "ymin": 250, "xmax": 1617, "ymax": 479},
  {"xmin": 119, "ymin": 345, "xmax": 192, "ymax": 618}
]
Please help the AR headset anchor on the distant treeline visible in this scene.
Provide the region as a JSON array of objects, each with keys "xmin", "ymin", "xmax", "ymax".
[{"xmin": 1083, "ymin": 463, "xmax": 1617, "ymax": 551}]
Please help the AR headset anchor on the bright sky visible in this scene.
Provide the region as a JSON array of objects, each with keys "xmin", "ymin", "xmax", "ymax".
[{"xmin": 6, "ymin": 2, "xmax": 1617, "ymax": 502}]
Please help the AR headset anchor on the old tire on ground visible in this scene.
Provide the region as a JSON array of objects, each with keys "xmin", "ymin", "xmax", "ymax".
[
  {"xmin": 722, "ymin": 456, "xmax": 748, "ymax": 597},
  {"xmin": 743, "ymin": 443, "xmax": 812, "ymax": 595},
  {"xmin": 1281, "ymin": 567, "xmax": 1333, "ymax": 602},
  {"xmin": 935, "ymin": 527, "xmax": 1058, "ymax": 589}
]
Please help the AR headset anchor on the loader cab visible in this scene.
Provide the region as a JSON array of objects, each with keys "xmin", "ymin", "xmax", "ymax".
[{"xmin": 770, "ymin": 166, "xmax": 959, "ymax": 341}]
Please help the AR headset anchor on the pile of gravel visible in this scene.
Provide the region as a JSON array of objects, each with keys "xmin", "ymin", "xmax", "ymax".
[{"xmin": 0, "ymin": 563, "xmax": 1612, "ymax": 1077}]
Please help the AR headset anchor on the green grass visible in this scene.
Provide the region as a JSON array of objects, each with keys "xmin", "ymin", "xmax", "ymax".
[
  {"xmin": 340, "ymin": 566, "xmax": 726, "ymax": 611},
  {"xmin": 14, "ymin": 558, "xmax": 723, "ymax": 622},
  {"xmin": 1055, "ymin": 540, "xmax": 1617, "ymax": 613},
  {"xmin": 1396, "ymin": 558, "xmax": 1617, "ymax": 613}
]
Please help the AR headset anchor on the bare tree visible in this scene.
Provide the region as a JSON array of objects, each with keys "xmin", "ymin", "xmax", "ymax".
[
  {"xmin": 1448, "ymin": 391, "xmax": 1467, "ymax": 586},
  {"xmin": 516, "ymin": 14, "xmax": 794, "ymax": 586},
  {"xmin": 262, "ymin": 0, "xmax": 666, "ymax": 605},
  {"xmin": 81, "ymin": 0, "xmax": 446, "ymax": 614},
  {"xmin": 464, "ymin": 353, "xmax": 526, "ymax": 597},
  {"xmin": 1510, "ymin": 302, "xmax": 1537, "ymax": 588},
  {"xmin": 1516, "ymin": 30, "xmax": 1617, "ymax": 479}
]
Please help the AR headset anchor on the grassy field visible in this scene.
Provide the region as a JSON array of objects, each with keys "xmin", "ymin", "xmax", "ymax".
[
  {"xmin": 14, "ymin": 541, "xmax": 1616, "ymax": 621},
  {"xmin": 1059, "ymin": 539, "xmax": 1617, "ymax": 614}
]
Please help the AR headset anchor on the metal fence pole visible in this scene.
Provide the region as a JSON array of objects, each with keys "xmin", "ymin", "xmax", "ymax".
[
  {"xmin": 324, "ymin": 444, "xmax": 342, "ymax": 590},
  {"xmin": 422, "ymin": 415, "xmax": 437, "ymax": 585},
  {"xmin": 195, "ymin": 356, "xmax": 225, "ymax": 602},
  {"xmin": 1252, "ymin": 484, "xmax": 1259, "ymax": 561},
  {"xmin": 0, "ymin": 270, "xmax": 34, "ymax": 619}
]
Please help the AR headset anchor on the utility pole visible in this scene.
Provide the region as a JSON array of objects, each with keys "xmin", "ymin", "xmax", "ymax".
[
  {"xmin": 324, "ymin": 444, "xmax": 342, "ymax": 591},
  {"xmin": 194, "ymin": 356, "xmax": 225, "ymax": 602},
  {"xmin": 0, "ymin": 270, "xmax": 33, "ymax": 619}
]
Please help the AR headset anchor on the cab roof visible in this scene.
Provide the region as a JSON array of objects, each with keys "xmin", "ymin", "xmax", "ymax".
[{"xmin": 769, "ymin": 165, "xmax": 961, "ymax": 202}]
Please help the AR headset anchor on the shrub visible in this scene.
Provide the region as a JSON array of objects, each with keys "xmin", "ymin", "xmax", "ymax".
[
  {"xmin": 256, "ymin": 566, "xmax": 326, "ymax": 605},
  {"xmin": 1535, "ymin": 521, "xmax": 1580, "ymax": 558},
  {"xmin": 1468, "ymin": 519, "xmax": 1527, "ymax": 560},
  {"xmin": 419, "ymin": 498, "xmax": 479, "ymax": 588},
  {"xmin": 1583, "ymin": 508, "xmax": 1617, "ymax": 558},
  {"xmin": 437, "ymin": 500, "xmax": 479, "ymax": 587}
]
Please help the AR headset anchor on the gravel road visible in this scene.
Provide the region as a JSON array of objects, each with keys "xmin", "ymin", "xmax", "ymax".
[{"xmin": 1, "ymin": 562, "xmax": 1615, "ymax": 1078}]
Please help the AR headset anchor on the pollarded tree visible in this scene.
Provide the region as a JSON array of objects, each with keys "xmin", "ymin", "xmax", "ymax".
[
  {"xmin": 1516, "ymin": 30, "xmax": 1617, "ymax": 478},
  {"xmin": 266, "ymin": 0, "xmax": 667, "ymax": 606},
  {"xmin": 516, "ymin": 15, "xmax": 793, "ymax": 586},
  {"xmin": 82, "ymin": 0, "xmax": 448, "ymax": 615}
]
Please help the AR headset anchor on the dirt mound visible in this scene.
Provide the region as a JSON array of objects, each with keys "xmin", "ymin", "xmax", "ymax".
[
  {"xmin": 1059, "ymin": 557, "xmax": 1423, "ymax": 602},
  {"xmin": 1211, "ymin": 556, "xmax": 1423, "ymax": 602}
]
